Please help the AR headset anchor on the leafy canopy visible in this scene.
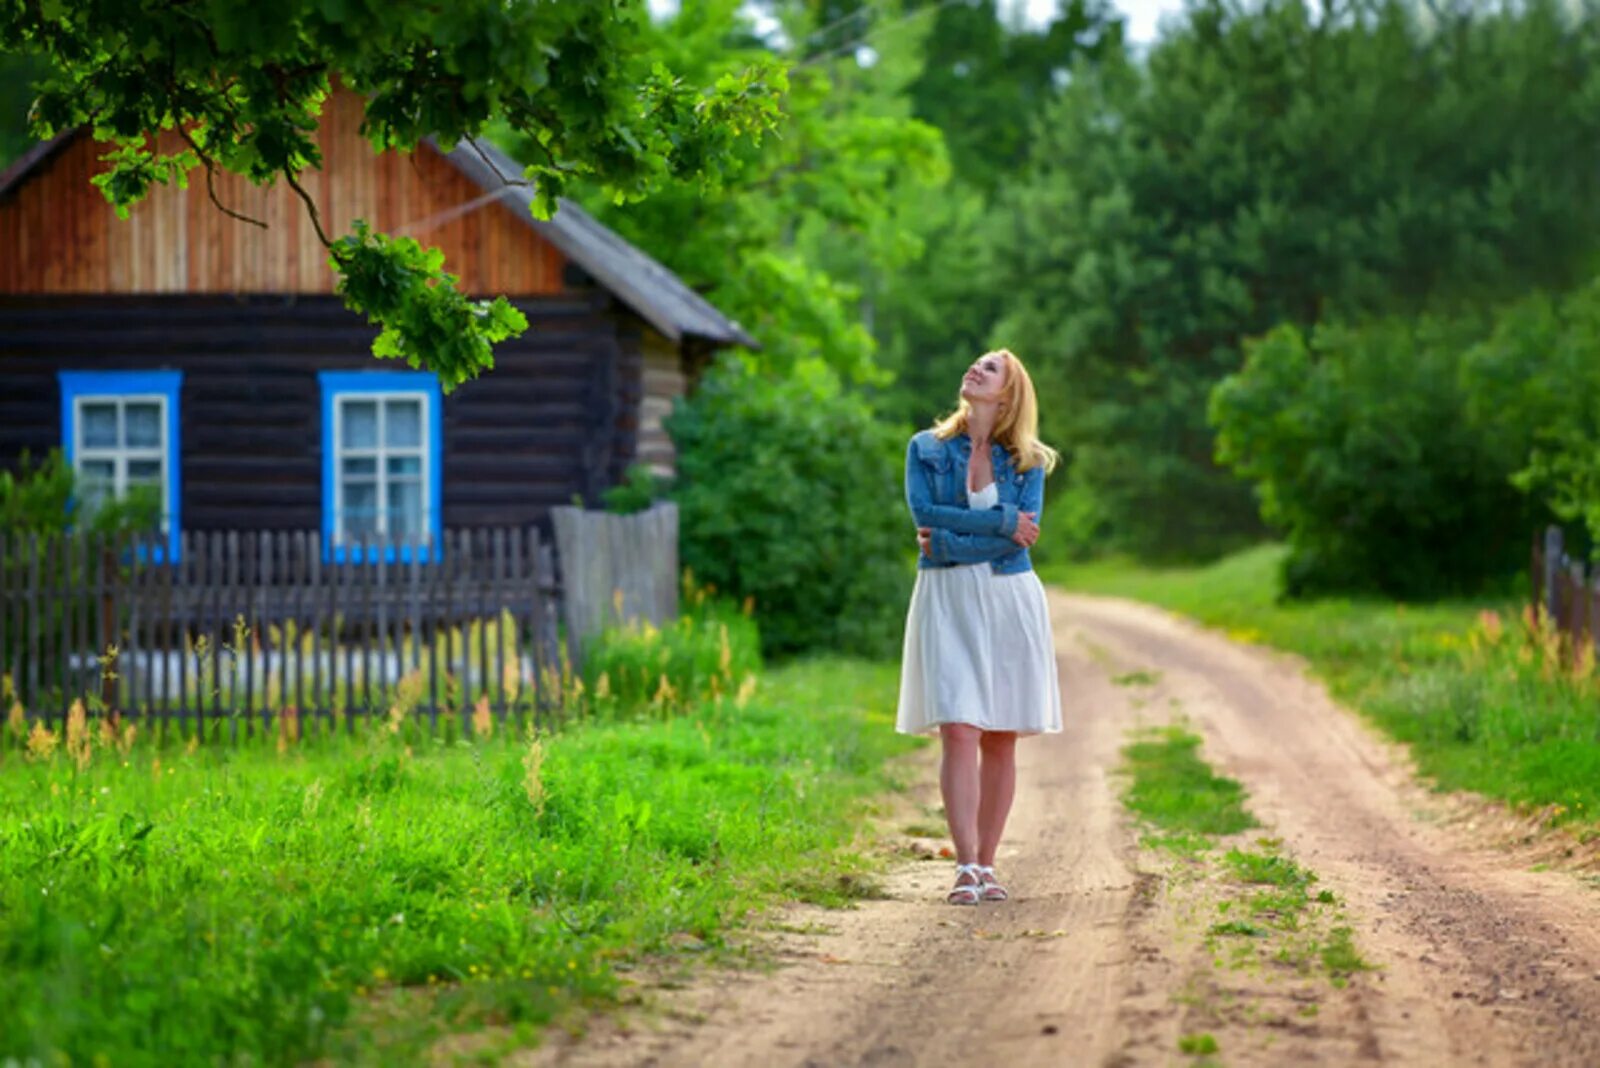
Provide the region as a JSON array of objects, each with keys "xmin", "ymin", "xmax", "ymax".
[
  {"xmin": 2, "ymin": 0, "xmax": 787, "ymax": 388},
  {"xmin": 992, "ymin": 0, "xmax": 1600, "ymax": 559},
  {"xmin": 537, "ymin": 0, "xmax": 947, "ymax": 384}
]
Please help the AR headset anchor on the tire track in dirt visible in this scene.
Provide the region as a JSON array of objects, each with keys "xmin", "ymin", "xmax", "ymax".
[
  {"xmin": 529, "ymin": 591, "xmax": 1600, "ymax": 1067},
  {"xmin": 1065, "ymin": 592, "xmax": 1600, "ymax": 1067}
]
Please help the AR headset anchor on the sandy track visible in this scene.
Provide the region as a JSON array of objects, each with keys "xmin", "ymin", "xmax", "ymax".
[{"xmin": 531, "ymin": 592, "xmax": 1600, "ymax": 1068}]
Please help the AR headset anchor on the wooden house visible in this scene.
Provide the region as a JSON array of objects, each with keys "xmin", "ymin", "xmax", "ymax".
[{"xmin": 0, "ymin": 90, "xmax": 752, "ymax": 561}]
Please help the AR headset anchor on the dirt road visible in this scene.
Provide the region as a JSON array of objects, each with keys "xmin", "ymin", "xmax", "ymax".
[{"xmin": 533, "ymin": 592, "xmax": 1600, "ymax": 1068}]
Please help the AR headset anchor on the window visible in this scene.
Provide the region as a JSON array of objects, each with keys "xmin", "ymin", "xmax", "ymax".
[
  {"xmin": 319, "ymin": 371, "xmax": 442, "ymax": 560},
  {"xmin": 58, "ymin": 371, "xmax": 182, "ymax": 559}
]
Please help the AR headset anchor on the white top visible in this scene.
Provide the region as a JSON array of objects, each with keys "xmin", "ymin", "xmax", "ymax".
[{"xmin": 968, "ymin": 481, "xmax": 998, "ymax": 510}]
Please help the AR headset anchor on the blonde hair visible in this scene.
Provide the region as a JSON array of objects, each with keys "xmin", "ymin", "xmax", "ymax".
[{"xmin": 932, "ymin": 349, "xmax": 1060, "ymax": 474}]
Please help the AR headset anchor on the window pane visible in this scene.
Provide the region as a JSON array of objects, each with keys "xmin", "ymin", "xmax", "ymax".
[
  {"xmin": 82, "ymin": 403, "xmax": 118, "ymax": 448},
  {"xmin": 386, "ymin": 400, "xmax": 422, "ymax": 448},
  {"xmin": 386, "ymin": 455, "xmax": 422, "ymax": 477},
  {"xmin": 125, "ymin": 403, "xmax": 161, "ymax": 448},
  {"xmin": 342, "ymin": 481, "xmax": 378, "ymax": 539},
  {"xmin": 128, "ymin": 459, "xmax": 162, "ymax": 484},
  {"xmin": 389, "ymin": 479, "xmax": 424, "ymax": 540},
  {"xmin": 79, "ymin": 460, "xmax": 114, "ymax": 516},
  {"xmin": 342, "ymin": 457, "xmax": 377, "ymax": 477},
  {"xmin": 341, "ymin": 401, "xmax": 378, "ymax": 449}
]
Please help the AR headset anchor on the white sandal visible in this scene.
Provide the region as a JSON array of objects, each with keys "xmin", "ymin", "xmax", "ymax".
[
  {"xmin": 947, "ymin": 863, "xmax": 983, "ymax": 906},
  {"xmin": 977, "ymin": 866, "xmax": 1009, "ymax": 902}
]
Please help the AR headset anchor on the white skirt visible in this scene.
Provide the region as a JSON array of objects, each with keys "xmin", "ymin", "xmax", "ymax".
[{"xmin": 895, "ymin": 564, "xmax": 1063, "ymax": 735}]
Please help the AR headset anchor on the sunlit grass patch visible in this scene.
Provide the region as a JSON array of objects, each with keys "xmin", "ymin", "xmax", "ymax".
[
  {"xmin": 1120, "ymin": 727, "xmax": 1257, "ymax": 839},
  {"xmin": 0, "ymin": 655, "xmax": 914, "ymax": 1066}
]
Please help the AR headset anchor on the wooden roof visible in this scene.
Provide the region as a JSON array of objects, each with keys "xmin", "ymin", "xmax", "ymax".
[{"xmin": 0, "ymin": 91, "xmax": 753, "ymax": 348}]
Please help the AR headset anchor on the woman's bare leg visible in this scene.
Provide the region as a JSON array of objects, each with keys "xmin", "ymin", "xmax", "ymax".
[
  {"xmin": 976, "ymin": 730, "xmax": 1018, "ymax": 868},
  {"xmin": 939, "ymin": 724, "xmax": 982, "ymax": 864}
]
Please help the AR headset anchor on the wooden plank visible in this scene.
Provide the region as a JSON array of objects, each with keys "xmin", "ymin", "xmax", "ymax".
[
  {"xmin": 176, "ymin": 531, "xmax": 190, "ymax": 726},
  {"xmin": 0, "ymin": 532, "xmax": 8, "ymax": 704},
  {"xmin": 224, "ymin": 530, "xmax": 240, "ymax": 736},
  {"xmin": 67, "ymin": 533, "xmax": 85, "ymax": 711},
  {"xmin": 406, "ymin": 532, "xmax": 423, "ymax": 717},
  {"xmin": 376, "ymin": 532, "xmax": 390, "ymax": 720},
  {"xmin": 492, "ymin": 527, "xmax": 507, "ymax": 721},
  {"xmin": 287, "ymin": 531, "xmax": 302, "ymax": 716},
  {"xmin": 25, "ymin": 534, "xmax": 39, "ymax": 716},
  {"xmin": 45, "ymin": 533, "xmax": 64, "ymax": 721},
  {"xmin": 308, "ymin": 531, "xmax": 323, "ymax": 719},
  {"xmin": 360, "ymin": 534, "xmax": 375, "ymax": 716}
]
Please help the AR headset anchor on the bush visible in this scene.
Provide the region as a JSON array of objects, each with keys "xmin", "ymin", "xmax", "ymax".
[
  {"xmin": 0, "ymin": 448, "xmax": 160, "ymax": 536},
  {"xmin": 581, "ymin": 582, "xmax": 762, "ymax": 716},
  {"xmin": 1461, "ymin": 279, "xmax": 1600, "ymax": 555},
  {"xmin": 667, "ymin": 358, "xmax": 912, "ymax": 658},
  {"xmin": 1209, "ymin": 317, "xmax": 1535, "ymax": 598}
]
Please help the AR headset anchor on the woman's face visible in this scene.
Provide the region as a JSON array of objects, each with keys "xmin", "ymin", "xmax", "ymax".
[{"xmin": 960, "ymin": 352, "xmax": 1008, "ymax": 405}]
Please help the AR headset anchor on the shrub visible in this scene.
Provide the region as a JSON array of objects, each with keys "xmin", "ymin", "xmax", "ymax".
[
  {"xmin": 667, "ymin": 358, "xmax": 912, "ymax": 658},
  {"xmin": 1209, "ymin": 316, "xmax": 1534, "ymax": 598},
  {"xmin": 601, "ymin": 463, "xmax": 671, "ymax": 516},
  {"xmin": 0, "ymin": 448, "xmax": 160, "ymax": 536},
  {"xmin": 1461, "ymin": 279, "xmax": 1600, "ymax": 556},
  {"xmin": 581, "ymin": 581, "xmax": 762, "ymax": 716}
]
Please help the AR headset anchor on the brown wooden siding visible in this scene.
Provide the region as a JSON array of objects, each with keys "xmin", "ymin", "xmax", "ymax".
[
  {"xmin": 0, "ymin": 91, "xmax": 566, "ymax": 297},
  {"xmin": 0, "ymin": 295, "xmax": 630, "ymax": 531}
]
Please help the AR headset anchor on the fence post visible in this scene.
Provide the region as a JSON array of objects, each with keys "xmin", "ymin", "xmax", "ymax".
[
  {"xmin": 1543, "ymin": 526, "xmax": 1564, "ymax": 624},
  {"xmin": 551, "ymin": 502, "xmax": 679, "ymax": 666}
]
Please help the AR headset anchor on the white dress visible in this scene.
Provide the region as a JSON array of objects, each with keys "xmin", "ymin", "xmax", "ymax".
[{"xmin": 895, "ymin": 481, "xmax": 1063, "ymax": 736}]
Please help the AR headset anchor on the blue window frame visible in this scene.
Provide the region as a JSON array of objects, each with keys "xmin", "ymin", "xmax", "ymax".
[
  {"xmin": 318, "ymin": 371, "xmax": 443, "ymax": 562},
  {"xmin": 58, "ymin": 370, "xmax": 182, "ymax": 561}
]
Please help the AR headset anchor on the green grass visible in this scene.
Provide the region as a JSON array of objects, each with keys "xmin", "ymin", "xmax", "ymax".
[
  {"xmin": 1047, "ymin": 546, "xmax": 1600, "ymax": 829},
  {"xmin": 0, "ymin": 657, "xmax": 916, "ymax": 1066},
  {"xmin": 1120, "ymin": 727, "xmax": 1258, "ymax": 838},
  {"xmin": 1119, "ymin": 726, "xmax": 1370, "ymax": 983}
]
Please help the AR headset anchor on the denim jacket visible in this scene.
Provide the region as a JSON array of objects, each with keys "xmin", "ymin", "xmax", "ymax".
[{"xmin": 904, "ymin": 429, "xmax": 1043, "ymax": 574}]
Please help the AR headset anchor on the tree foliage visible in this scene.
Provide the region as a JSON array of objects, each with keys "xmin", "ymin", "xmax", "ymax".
[
  {"xmin": 1210, "ymin": 315, "xmax": 1536, "ymax": 597},
  {"xmin": 1462, "ymin": 280, "xmax": 1600, "ymax": 556},
  {"xmin": 668, "ymin": 357, "xmax": 911, "ymax": 658},
  {"xmin": 1, "ymin": 0, "xmax": 786, "ymax": 388},
  {"xmin": 519, "ymin": 0, "xmax": 946, "ymax": 383},
  {"xmin": 992, "ymin": 0, "xmax": 1600, "ymax": 559}
]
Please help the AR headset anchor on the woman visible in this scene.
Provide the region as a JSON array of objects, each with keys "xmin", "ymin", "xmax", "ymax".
[{"xmin": 897, "ymin": 348, "xmax": 1061, "ymax": 906}]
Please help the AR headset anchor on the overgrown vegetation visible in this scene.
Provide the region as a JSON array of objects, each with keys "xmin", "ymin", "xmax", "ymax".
[
  {"xmin": 1063, "ymin": 548, "xmax": 1600, "ymax": 831},
  {"xmin": 0, "ymin": 634, "xmax": 915, "ymax": 1065},
  {"xmin": 669, "ymin": 357, "xmax": 911, "ymax": 659}
]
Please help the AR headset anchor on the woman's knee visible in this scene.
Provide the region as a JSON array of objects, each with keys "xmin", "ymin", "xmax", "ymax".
[
  {"xmin": 940, "ymin": 723, "xmax": 982, "ymax": 752},
  {"xmin": 978, "ymin": 729, "xmax": 1018, "ymax": 755}
]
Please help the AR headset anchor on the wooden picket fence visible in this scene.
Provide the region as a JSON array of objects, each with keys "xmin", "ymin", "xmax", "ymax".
[
  {"xmin": 0, "ymin": 527, "xmax": 565, "ymax": 729},
  {"xmin": 1530, "ymin": 526, "xmax": 1600, "ymax": 656}
]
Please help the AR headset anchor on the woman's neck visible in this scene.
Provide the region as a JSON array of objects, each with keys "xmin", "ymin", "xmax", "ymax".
[{"xmin": 966, "ymin": 404, "xmax": 1000, "ymax": 448}]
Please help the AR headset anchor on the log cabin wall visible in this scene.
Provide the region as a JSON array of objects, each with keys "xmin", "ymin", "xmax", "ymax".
[
  {"xmin": 0, "ymin": 90, "xmax": 566, "ymax": 297},
  {"xmin": 0, "ymin": 294, "xmax": 632, "ymax": 531},
  {"xmin": 633, "ymin": 326, "xmax": 686, "ymax": 477}
]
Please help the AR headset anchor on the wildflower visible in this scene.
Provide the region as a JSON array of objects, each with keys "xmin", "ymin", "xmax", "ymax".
[
  {"xmin": 1477, "ymin": 609, "xmax": 1504, "ymax": 646},
  {"xmin": 26, "ymin": 720, "xmax": 58, "ymax": 763},
  {"xmin": 523, "ymin": 734, "xmax": 547, "ymax": 819},
  {"xmin": 65, "ymin": 700, "xmax": 91, "ymax": 771},
  {"xmin": 471, "ymin": 695, "xmax": 493, "ymax": 740}
]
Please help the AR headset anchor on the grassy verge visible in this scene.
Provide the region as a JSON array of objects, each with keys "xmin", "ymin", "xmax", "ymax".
[
  {"xmin": 1048, "ymin": 546, "xmax": 1600, "ymax": 831},
  {"xmin": 0, "ymin": 657, "xmax": 915, "ymax": 1066},
  {"xmin": 1119, "ymin": 725, "xmax": 1370, "ymax": 1064}
]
